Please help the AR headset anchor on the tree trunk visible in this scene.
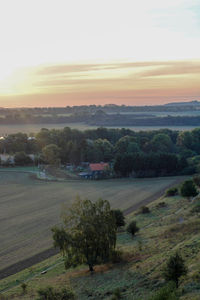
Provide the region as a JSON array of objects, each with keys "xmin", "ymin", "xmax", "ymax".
[
  {"xmin": 175, "ymin": 278, "xmax": 179, "ymax": 288},
  {"xmin": 89, "ymin": 264, "xmax": 94, "ymax": 273}
]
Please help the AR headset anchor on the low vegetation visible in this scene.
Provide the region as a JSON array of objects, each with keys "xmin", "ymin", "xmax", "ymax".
[{"xmin": 1, "ymin": 180, "xmax": 200, "ymax": 299}]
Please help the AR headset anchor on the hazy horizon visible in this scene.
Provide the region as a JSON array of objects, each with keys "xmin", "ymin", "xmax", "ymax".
[{"xmin": 0, "ymin": 1, "xmax": 199, "ymax": 107}]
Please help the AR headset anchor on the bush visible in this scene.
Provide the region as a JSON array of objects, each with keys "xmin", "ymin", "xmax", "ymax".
[
  {"xmin": 126, "ymin": 221, "xmax": 139, "ymax": 237},
  {"xmin": 111, "ymin": 288, "xmax": 122, "ymax": 300},
  {"xmin": 193, "ymin": 175, "xmax": 200, "ymax": 187},
  {"xmin": 156, "ymin": 202, "xmax": 167, "ymax": 208},
  {"xmin": 140, "ymin": 205, "xmax": 150, "ymax": 214},
  {"xmin": 21, "ymin": 282, "xmax": 27, "ymax": 294},
  {"xmin": 191, "ymin": 203, "xmax": 200, "ymax": 213},
  {"xmin": 149, "ymin": 282, "xmax": 178, "ymax": 300},
  {"xmin": 165, "ymin": 187, "xmax": 178, "ymax": 197},
  {"xmin": 112, "ymin": 209, "xmax": 125, "ymax": 227},
  {"xmin": 180, "ymin": 180, "xmax": 198, "ymax": 199},
  {"xmin": 37, "ymin": 286, "xmax": 75, "ymax": 300}
]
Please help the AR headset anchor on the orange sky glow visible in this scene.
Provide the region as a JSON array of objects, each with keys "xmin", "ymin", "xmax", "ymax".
[{"xmin": 0, "ymin": 0, "xmax": 199, "ymax": 107}]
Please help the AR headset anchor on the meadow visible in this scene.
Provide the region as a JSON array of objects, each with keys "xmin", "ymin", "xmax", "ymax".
[
  {"xmin": 0, "ymin": 171, "xmax": 182, "ymax": 271},
  {"xmin": 0, "ymin": 123, "xmax": 198, "ymax": 136}
]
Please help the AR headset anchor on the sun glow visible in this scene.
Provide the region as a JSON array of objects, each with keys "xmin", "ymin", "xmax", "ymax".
[{"xmin": 0, "ymin": 0, "xmax": 199, "ymax": 105}]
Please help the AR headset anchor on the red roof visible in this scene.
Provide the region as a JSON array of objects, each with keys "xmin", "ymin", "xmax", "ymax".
[{"xmin": 89, "ymin": 163, "xmax": 109, "ymax": 171}]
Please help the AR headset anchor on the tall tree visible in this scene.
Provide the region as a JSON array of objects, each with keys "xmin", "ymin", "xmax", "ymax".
[
  {"xmin": 163, "ymin": 252, "xmax": 187, "ymax": 288},
  {"xmin": 52, "ymin": 197, "xmax": 117, "ymax": 272},
  {"xmin": 42, "ymin": 144, "xmax": 61, "ymax": 165}
]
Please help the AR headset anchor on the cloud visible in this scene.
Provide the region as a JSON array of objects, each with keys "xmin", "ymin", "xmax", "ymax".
[{"xmin": 33, "ymin": 60, "xmax": 200, "ymax": 91}]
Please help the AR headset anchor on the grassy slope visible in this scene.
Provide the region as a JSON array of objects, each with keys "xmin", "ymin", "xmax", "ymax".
[
  {"xmin": 0, "ymin": 172, "xmax": 179, "ymax": 270},
  {"xmin": 2, "ymin": 191, "xmax": 200, "ymax": 299}
]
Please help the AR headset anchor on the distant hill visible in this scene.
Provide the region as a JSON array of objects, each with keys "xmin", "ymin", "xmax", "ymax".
[{"xmin": 165, "ymin": 100, "xmax": 200, "ymax": 106}]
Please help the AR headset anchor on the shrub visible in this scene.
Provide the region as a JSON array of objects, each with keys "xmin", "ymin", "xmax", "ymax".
[
  {"xmin": 193, "ymin": 175, "xmax": 200, "ymax": 187},
  {"xmin": 140, "ymin": 205, "xmax": 150, "ymax": 214},
  {"xmin": 21, "ymin": 282, "xmax": 27, "ymax": 294},
  {"xmin": 126, "ymin": 221, "xmax": 139, "ymax": 237},
  {"xmin": 156, "ymin": 202, "xmax": 167, "ymax": 208},
  {"xmin": 191, "ymin": 203, "xmax": 200, "ymax": 213},
  {"xmin": 149, "ymin": 282, "xmax": 178, "ymax": 300},
  {"xmin": 112, "ymin": 209, "xmax": 125, "ymax": 227},
  {"xmin": 165, "ymin": 187, "xmax": 178, "ymax": 197},
  {"xmin": 180, "ymin": 180, "xmax": 198, "ymax": 199},
  {"xmin": 37, "ymin": 286, "xmax": 75, "ymax": 300},
  {"xmin": 111, "ymin": 288, "xmax": 122, "ymax": 300}
]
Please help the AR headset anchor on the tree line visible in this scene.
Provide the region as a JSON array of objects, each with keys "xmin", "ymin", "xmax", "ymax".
[{"xmin": 1, "ymin": 127, "xmax": 200, "ymax": 177}]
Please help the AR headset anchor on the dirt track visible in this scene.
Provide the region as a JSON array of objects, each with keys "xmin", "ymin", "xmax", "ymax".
[{"xmin": 0, "ymin": 177, "xmax": 185, "ymax": 281}]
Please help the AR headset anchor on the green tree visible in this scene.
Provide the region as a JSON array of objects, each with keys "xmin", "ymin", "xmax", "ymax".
[
  {"xmin": 176, "ymin": 131, "xmax": 194, "ymax": 150},
  {"xmin": 14, "ymin": 151, "xmax": 33, "ymax": 166},
  {"xmin": 115, "ymin": 135, "xmax": 139, "ymax": 155},
  {"xmin": 93, "ymin": 138, "xmax": 113, "ymax": 162},
  {"xmin": 151, "ymin": 133, "xmax": 173, "ymax": 153},
  {"xmin": 163, "ymin": 252, "xmax": 187, "ymax": 288},
  {"xmin": 180, "ymin": 180, "xmax": 198, "ymax": 200},
  {"xmin": 42, "ymin": 144, "xmax": 61, "ymax": 165},
  {"xmin": 114, "ymin": 153, "xmax": 134, "ymax": 177},
  {"xmin": 126, "ymin": 220, "xmax": 139, "ymax": 237},
  {"xmin": 112, "ymin": 209, "xmax": 125, "ymax": 228},
  {"xmin": 52, "ymin": 197, "xmax": 117, "ymax": 272}
]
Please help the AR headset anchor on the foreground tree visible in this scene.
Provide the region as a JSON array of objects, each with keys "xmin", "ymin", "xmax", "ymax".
[
  {"xmin": 52, "ymin": 197, "xmax": 117, "ymax": 272},
  {"xmin": 163, "ymin": 252, "xmax": 187, "ymax": 288}
]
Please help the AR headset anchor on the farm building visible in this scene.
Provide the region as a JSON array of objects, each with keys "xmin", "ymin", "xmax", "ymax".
[{"xmin": 79, "ymin": 162, "xmax": 110, "ymax": 179}]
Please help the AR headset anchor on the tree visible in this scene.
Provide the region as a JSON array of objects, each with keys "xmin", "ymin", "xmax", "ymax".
[
  {"xmin": 112, "ymin": 209, "xmax": 125, "ymax": 228},
  {"xmin": 126, "ymin": 221, "xmax": 139, "ymax": 237},
  {"xmin": 180, "ymin": 180, "xmax": 198, "ymax": 200},
  {"xmin": 115, "ymin": 135, "xmax": 139, "ymax": 155},
  {"xmin": 93, "ymin": 138, "xmax": 114, "ymax": 162},
  {"xmin": 52, "ymin": 197, "xmax": 117, "ymax": 272},
  {"xmin": 151, "ymin": 133, "xmax": 173, "ymax": 153},
  {"xmin": 163, "ymin": 252, "xmax": 187, "ymax": 288},
  {"xmin": 42, "ymin": 144, "xmax": 61, "ymax": 165},
  {"xmin": 114, "ymin": 153, "xmax": 134, "ymax": 177},
  {"xmin": 14, "ymin": 151, "xmax": 33, "ymax": 166}
]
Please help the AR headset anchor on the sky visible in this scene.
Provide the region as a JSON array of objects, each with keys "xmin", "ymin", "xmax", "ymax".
[{"xmin": 0, "ymin": 0, "xmax": 199, "ymax": 107}]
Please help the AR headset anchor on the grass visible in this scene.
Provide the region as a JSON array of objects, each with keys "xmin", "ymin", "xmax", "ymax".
[
  {"xmin": 2, "ymin": 191, "xmax": 200, "ymax": 299},
  {"xmin": 0, "ymin": 170, "xmax": 182, "ymax": 271}
]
